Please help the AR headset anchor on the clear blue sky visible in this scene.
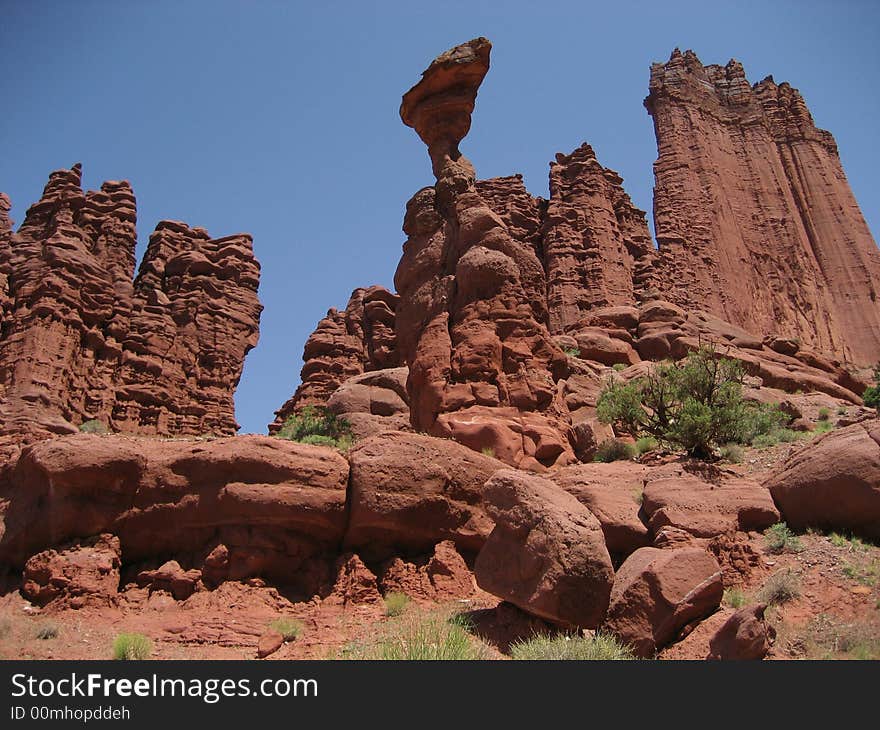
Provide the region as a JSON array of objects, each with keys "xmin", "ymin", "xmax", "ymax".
[{"xmin": 2, "ymin": 0, "xmax": 878, "ymax": 434}]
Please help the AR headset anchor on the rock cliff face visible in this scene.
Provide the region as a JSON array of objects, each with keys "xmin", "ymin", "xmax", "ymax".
[
  {"xmin": 269, "ymin": 285, "xmax": 399, "ymax": 431},
  {"xmin": 646, "ymin": 49, "xmax": 880, "ymax": 366},
  {"xmin": 0, "ymin": 164, "xmax": 261, "ymax": 443}
]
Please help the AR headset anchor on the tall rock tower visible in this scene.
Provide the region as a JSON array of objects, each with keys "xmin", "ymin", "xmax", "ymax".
[{"xmin": 645, "ymin": 49, "xmax": 880, "ymax": 366}]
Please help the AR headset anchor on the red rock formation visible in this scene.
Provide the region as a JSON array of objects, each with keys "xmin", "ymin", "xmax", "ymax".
[
  {"xmin": 396, "ymin": 38, "xmax": 574, "ymax": 470},
  {"xmin": 646, "ymin": 49, "xmax": 880, "ymax": 365},
  {"xmin": 0, "ymin": 165, "xmax": 261, "ymax": 442},
  {"xmin": 270, "ymin": 285, "xmax": 399, "ymax": 432},
  {"xmin": 542, "ymin": 143, "xmax": 653, "ymax": 334}
]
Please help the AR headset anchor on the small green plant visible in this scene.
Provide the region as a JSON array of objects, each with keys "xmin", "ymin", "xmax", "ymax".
[
  {"xmin": 34, "ymin": 623, "xmax": 59, "ymax": 640},
  {"xmin": 723, "ymin": 587, "xmax": 747, "ymax": 609},
  {"xmin": 509, "ymin": 632, "xmax": 635, "ymax": 660},
  {"xmin": 842, "ymin": 560, "xmax": 879, "ymax": 587},
  {"xmin": 829, "ymin": 532, "xmax": 868, "ymax": 552},
  {"xmin": 612, "ymin": 363, "xmax": 627, "ymax": 372},
  {"xmin": 764, "ymin": 522, "xmax": 803, "ymax": 554},
  {"xmin": 343, "ymin": 611, "xmax": 490, "ymax": 660},
  {"xmin": 719, "ymin": 443, "xmax": 744, "ymax": 463},
  {"xmin": 593, "ymin": 438, "xmax": 636, "ymax": 463},
  {"xmin": 631, "ymin": 487, "xmax": 644, "ymax": 505},
  {"xmin": 817, "ymin": 407, "xmax": 830, "ymax": 421},
  {"xmin": 269, "ymin": 618, "xmax": 304, "ymax": 641},
  {"xmin": 756, "ymin": 569, "xmax": 801, "ymax": 606},
  {"xmin": 752, "ymin": 428, "xmax": 804, "ymax": 449},
  {"xmin": 383, "ymin": 592, "xmax": 411, "ymax": 618},
  {"xmin": 276, "ymin": 406, "xmax": 353, "ymax": 451},
  {"xmin": 814, "ymin": 420, "xmax": 834, "ymax": 434},
  {"xmin": 562, "ymin": 347, "xmax": 581, "ymax": 358},
  {"xmin": 634, "ymin": 436, "xmax": 658, "ymax": 455},
  {"xmin": 112, "ymin": 633, "xmax": 152, "ymax": 660},
  {"xmin": 480, "ymin": 446, "xmax": 495, "ymax": 458},
  {"xmin": 78, "ymin": 419, "xmax": 108, "ymax": 434}
]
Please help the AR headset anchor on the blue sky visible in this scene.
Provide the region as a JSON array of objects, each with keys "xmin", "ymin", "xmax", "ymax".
[{"xmin": 1, "ymin": 0, "xmax": 878, "ymax": 434}]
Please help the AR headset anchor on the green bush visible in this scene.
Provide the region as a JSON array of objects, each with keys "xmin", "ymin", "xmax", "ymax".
[
  {"xmin": 719, "ymin": 443, "xmax": 744, "ymax": 463},
  {"xmin": 863, "ymin": 363, "xmax": 880, "ymax": 411},
  {"xmin": 269, "ymin": 618, "xmax": 304, "ymax": 641},
  {"xmin": 510, "ymin": 632, "xmax": 635, "ymax": 660},
  {"xmin": 612, "ymin": 363, "xmax": 627, "ymax": 372},
  {"xmin": 596, "ymin": 345, "xmax": 788, "ymax": 459},
  {"xmin": 817, "ymin": 407, "xmax": 830, "ymax": 421},
  {"xmin": 481, "ymin": 446, "xmax": 495, "ymax": 458},
  {"xmin": 764, "ymin": 522, "xmax": 803, "ymax": 554},
  {"xmin": 814, "ymin": 420, "xmax": 833, "ymax": 434},
  {"xmin": 343, "ymin": 612, "xmax": 489, "ymax": 660},
  {"xmin": 562, "ymin": 347, "xmax": 581, "ymax": 358},
  {"xmin": 276, "ymin": 406, "xmax": 353, "ymax": 451},
  {"xmin": 594, "ymin": 438, "xmax": 636, "ymax": 463},
  {"xmin": 756, "ymin": 569, "xmax": 800, "ymax": 606},
  {"xmin": 383, "ymin": 592, "xmax": 411, "ymax": 617},
  {"xmin": 112, "ymin": 633, "xmax": 152, "ymax": 660},
  {"xmin": 634, "ymin": 436, "xmax": 658, "ymax": 455},
  {"xmin": 79, "ymin": 419, "xmax": 108, "ymax": 434}
]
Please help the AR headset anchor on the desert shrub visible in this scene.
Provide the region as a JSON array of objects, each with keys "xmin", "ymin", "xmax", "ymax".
[
  {"xmin": 634, "ymin": 436, "xmax": 658, "ymax": 455},
  {"xmin": 343, "ymin": 612, "xmax": 489, "ymax": 660},
  {"xmin": 723, "ymin": 587, "xmax": 747, "ymax": 609},
  {"xmin": 562, "ymin": 347, "xmax": 581, "ymax": 358},
  {"xmin": 631, "ymin": 487, "xmax": 644, "ymax": 505},
  {"xmin": 795, "ymin": 614, "xmax": 880, "ymax": 660},
  {"xmin": 756, "ymin": 569, "xmax": 801, "ymax": 605},
  {"xmin": 277, "ymin": 406, "xmax": 353, "ymax": 450},
  {"xmin": 863, "ymin": 364, "xmax": 880, "ymax": 411},
  {"xmin": 719, "ymin": 443, "xmax": 744, "ymax": 463},
  {"xmin": 764, "ymin": 522, "xmax": 803, "ymax": 554},
  {"xmin": 817, "ymin": 407, "xmax": 830, "ymax": 421},
  {"xmin": 829, "ymin": 532, "xmax": 869, "ymax": 552},
  {"xmin": 752, "ymin": 427, "xmax": 803, "ymax": 449},
  {"xmin": 842, "ymin": 560, "xmax": 879, "ymax": 587},
  {"xmin": 269, "ymin": 618, "xmax": 304, "ymax": 641},
  {"xmin": 837, "ymin": 406, "xmax": 847, "ymax": 416},
  {"xmin": 112, "ymin": 633, "xmax": 152, "ymax": 660},
  {"xmin": 597, "ymin": 345, "xmax": 787, "ymax": 459},
  {"xmin": 594, "ymin": 438, "xmax": 636, "ymax": 463},
  {"xmin": 814, "ymin": 420, "xmax": 834, "ymax": 434},
  {"xmin": 481, "ymin": 446, "xmax": 495, "ymax": 458},
  {"xmin": 383, "ymin": 592, "xmax": 411, "ymax": 617},
  {"xmin": 509, "ymin": 632, "xmax": 635, "ymax": 661},
  {"xmin": 612, "ymin": 363, "xmax": 627, "ymax": 372},
  {"xmin": 34, "ymin": 623, "xmax": 59, "ymax": 640},
  {"xmin": 79, "ymin": 419, "xmax": 108, "ymax": 434}
]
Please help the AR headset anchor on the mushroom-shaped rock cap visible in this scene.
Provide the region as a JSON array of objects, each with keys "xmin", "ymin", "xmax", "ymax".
[{"xmin": 400, "ymin": 38, "xmax": 491, "ymax": 165}]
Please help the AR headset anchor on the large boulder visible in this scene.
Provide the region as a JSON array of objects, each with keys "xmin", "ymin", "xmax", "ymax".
[
  {"xmin": 765, "ymin": 421, "xmax": 880, "ymax": 538},
  {"xmin": 551, "ymin": 462, "xmax": 650, "ymax": 554},
  {"xmin": 707, "ymin": 603, "xmax": 774, "ymax": 660},
  {"xmin": 474, "ymin": 470, "xmax": 614, "ymax": 629},
  {"xmin": 22, "ymin": 534, "xmax": 122, "ymax": 608},
  {"xmin": 602, "ymin": 546, "xmax": 723, "ymax": 657},
  {"xmin": 642, "ymin": 463, "xmax": 780, "ymax": 538},
  {"xmin": 345, "ymin": 431, "xmax": 503, "ymax": 556},
  {"xmin": 0, "ymin": 434, "xmax": 350, "ymax": 580}
]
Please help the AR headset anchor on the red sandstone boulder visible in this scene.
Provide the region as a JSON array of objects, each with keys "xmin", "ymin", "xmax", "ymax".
[
  {"xmin": 641, "ymin": 463, "xmax": 780, "ymax": 538},
  {"xmin": 765, "ymin": 421, "xmax": 880, "ymax": 538},
  {"xmin": 378, "ymin": 540, "xmax": 475, "ymax": 602},
  {"xmin": 602, "ymin": 546, "xmax": 723, "ymax": 657},
  {"xmin": 707, "ymin": 603, "xmax": 774, "ymax": 660},
  {"xmin": 22, "ymin": 534, "xmax": 121, "ymax": 608},
  {"xmin": 0, "ymin": 434, "xmax": 350, "ymax": 584},
  {"xmin": 257, "ymin": 631, "xmax": 284, "ymax": 659},
  {"xmin": 136, "ymin": 560, "xmax": 203, "ymax": 601},
  {"xmin": 345, "ymin": 431, "xmax": 503, "ymax": 556},
  {"xmin": 551, "ymin": 462, "xmax": 650, "ymax": 554},
  {"xmin": 325, "ymin": 553, "xmax": 382, "ymax": 607},
  {"xmin": 474, "ymin": 470, "xmax": 614, "ymax": 629}
]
